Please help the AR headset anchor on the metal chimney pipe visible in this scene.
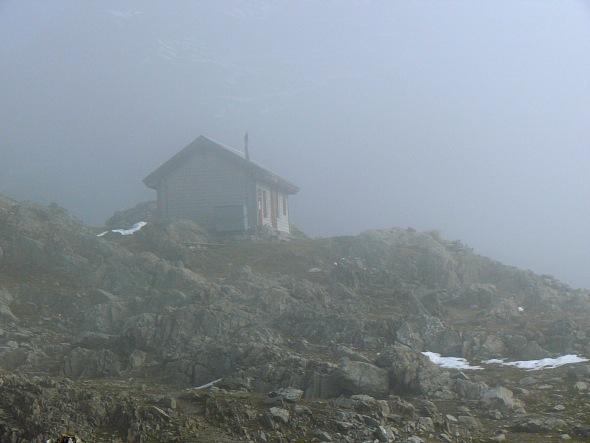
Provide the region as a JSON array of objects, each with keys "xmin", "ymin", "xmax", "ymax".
[{"xmin": 244, "ymin": 132, "xmax": 250, "ymax": 161}]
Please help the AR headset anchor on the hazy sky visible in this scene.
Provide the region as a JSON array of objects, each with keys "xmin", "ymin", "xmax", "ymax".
[{"xmin": 2, "ymin": 1, "xmax": 590, "ymax": 288}]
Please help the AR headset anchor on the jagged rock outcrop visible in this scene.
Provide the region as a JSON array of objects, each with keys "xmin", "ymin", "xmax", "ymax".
[
  {"xmin": 335, "ymin": 358, "xmax": 390, "ymax": 397},
  {"xmin": 105, "ymin": 201, "xmax": 157, "ymax": 227},
  {"xmin": 481, "ymin": 386, "xmax": 525, "ymax": 413},
  {"xmin": 1, "ymin": 195, "xmax": 590, "ymax": 441},
  {"xmin": 376, "ymin": 343, "xmax": 453, "ymax": 398}
]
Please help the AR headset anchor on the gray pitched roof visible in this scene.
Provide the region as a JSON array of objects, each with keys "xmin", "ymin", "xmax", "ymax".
[{"xmin": 143, "ymin": 135, "xmax": 299, "ymax": 194}]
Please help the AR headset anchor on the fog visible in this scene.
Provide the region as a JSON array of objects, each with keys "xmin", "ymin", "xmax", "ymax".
[{"xmin": 2, "ymin": 1, "xmax": 590, "ymax": 288}]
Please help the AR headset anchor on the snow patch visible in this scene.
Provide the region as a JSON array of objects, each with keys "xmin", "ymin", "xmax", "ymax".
[
  {"xmin": 195, "ymin": 378, "xmax": 222, "ymax": 389},
  {"xmin": 97, "ymin": 221, "xmax": 147, "ymax": 237},
  {"xmin": 482, "ymin": 354, "xmax": 589, "ymax": 370},
  {"xmin": 425, "ymin": 351, "xmax": 589, "ymax": 371},
  {"xmin": 422, "ymin": 352, "xmax": 483, "ymax": 370}
]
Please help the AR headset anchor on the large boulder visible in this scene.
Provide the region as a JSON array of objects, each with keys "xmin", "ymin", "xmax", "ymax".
[
  {"xmin": 79, "ymin": 300, "xmax": 127, "ymax": 334},
  {"xmin": 480, "ymin": 386, "xmax": 524, "ymax": 412},
  {"xmin": 335, "ymin": 358, "xmax": 389, "ymax": 398},
  {"xmin": 63, "ymin": 348, "xmax": 121, "ymax": 378},
  {"xmin": 376, "ymin": 344, "xmax": 452, "ymax": 398},
  {"xmin": 0, "ymin": 302, "xmax": 18, "ymax": 324},
  {"xmin": 105, "ymin": 201, "xmax": 157, "ymax": 227},
  {"xmin": 451, "ymin": 283, "xmax": 497, "ymax": 308},
  {"xmin": 352, "ymin": 229, "xmax": 462, "ymax": 290}
]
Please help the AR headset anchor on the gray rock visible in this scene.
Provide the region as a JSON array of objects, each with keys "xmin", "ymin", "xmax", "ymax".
[
  {"xmin": 148, "ymin": 289, "xmax": 187, "ymax": 309},
  {"xmin": 335, "ymin": 344, "xmax": 372, "ymax": 363},
  {"xmin": 79, "ymin": 301, "xmax": 126, "ymax": 333},
  {"xmin": 128, "ymin": 349, "xmax": 147, "ymax": 369},
  {"xmin": 269, "ymin": 407, "xmax": 289, "ymax": 424},
  {"xmin": 336, "ymin": 358, "xmax": 389, "ymax": 398},
  {"xmin": 363, "ymin": 415, "xmax": 381, "ymax": 427},
  {"xmin": 63, "ymin": 347, "xmax": 121, "ymax": 378},
  {"xmin": 62, "ymin": 347, "xmax": 92, "ymax": 377},
  {"xmin": 445, "ymin": 414, "xmax": 457, "ymax": 423},
  {"xmin": 456, "ymin": 283, "xmax": 497, "ymax": 308},
  {"xmin": 0, "ymin": 287, "xmax": 14, "ymax": 304},
  {"xmin": 376, "ymin": 425, "xmax": 396, "ymax": 442},
  {"xmin": 335, "ymin": 421, "xmax": 353, "ymax": 432},
  {"xmin": 354, "ymin": 229, "xmax": 461, "ymax": 289},
  {"xmin": 294, "ymin": 404, "xmax": 313, "ymax": 417},
  {"xmin": 418, "ymin": 416, "xmax": 435, "ymax": 432},
  {"xmin": 73, "ymin": 331, "xmax": 118, "ymax": 349},
  {"xmin": 482, "ymin": 298, "xmax": 522, "ymax": 323},
  {"xmin": 263, "ymin": 396, "xmax": 284, "ymax": 406},
  {"xmin": 0, "ymin": 302, "xmax": 18, "ymax": 324},
  {"xmin": 489, "ymin": 432, "xmax": 506, "ymax": 442},
  {"xmin": 480, "ymin": 334, "xmax": 506, "ymax": 357},
  {"xmin": 545, "ymin": 417, "xmax": 568, "ymax": 429},
  {"xmin": 158, "ymin": 395, "xmax": 177, "ymax": 410},
  {"xmin": 87, "ymin": 288, "xmax": 120, "ymax": 305},
  {"xmin": 515, "ymin": 341, "xmax": 552, "ymax": 360},
  {"xmin": 378, "ymin": 344, "xmax": 451, "ymax": 397},
  {"xmin": 276, "ymin": 387, "xmax": 304, "ymax": 402},
  {"xmin": 515, "ymin": 417, "xmax": 567, "ymax": 432},
  {"xmin": 314, "ymin": 430, "xmax": 333, "ymax": 442},
  {"xmin": 452, "ymin": 378, "xmax": 489, "ymax": 400},
  {"xmin": 568, "ymin": 365, "xmax": 590, "ymax": 380},
  {"xmin": 481, "ymin": 386, "xmax": 522, "ymax": 411},
  {"xmin": 519, "ymin": 376, "xmax": 538, "ymax": 386},
  {"xmin": 457, "ymin": 415, "xmax": 481, "ymax": 430}
]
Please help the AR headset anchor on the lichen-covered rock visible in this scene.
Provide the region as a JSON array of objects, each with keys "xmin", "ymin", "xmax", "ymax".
[
  {"xmin": 376, "ymin": 343, "xmax": 452, "ymax": 398},
  {"xmin": 0, "ymin": 195, "xmax": 589, "ymax": 441},
  {"xmin": 481, "ymin": 386, "xmax": 524, "ymax": 412},
  {"xmin": 63, "ymin": 348, "xmax": 121, "ymax": 378},
  {"xmin": 335, "ymin": 358, "xmax": 389, "ymax": 398}
]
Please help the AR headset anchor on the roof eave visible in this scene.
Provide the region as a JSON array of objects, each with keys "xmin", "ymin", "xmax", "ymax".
[{"xmin": 143, "ymin": 135, "xmax": 300, "ymax": 194}]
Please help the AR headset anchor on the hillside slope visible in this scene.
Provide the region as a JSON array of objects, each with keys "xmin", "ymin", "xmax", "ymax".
[{"xmin": 1, "ymin": 195, "xmax": 590, "ymax": 442}]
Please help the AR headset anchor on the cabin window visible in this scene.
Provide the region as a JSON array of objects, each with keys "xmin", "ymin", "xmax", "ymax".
[
  {"xmin": 262, "ymin": 190, "xmax": 267, "ymax": 217},
  {"xmin": 282, "ymin": 195, "xmax": 287, "ymax": 216}
]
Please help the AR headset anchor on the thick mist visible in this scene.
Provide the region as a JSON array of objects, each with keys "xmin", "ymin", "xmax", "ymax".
[{"xmin": 1, "ymin": 1, "xmax": 590, "ymax": 288}]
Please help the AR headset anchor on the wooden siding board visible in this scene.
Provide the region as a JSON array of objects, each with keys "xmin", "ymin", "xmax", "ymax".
[
  {"xmin": 246, "ymin": 177, "xmax": 258, "ymax": 230},
  {"xmin": 276, "ymin": 192, "xmax": 290, "ymax": 233},
  {"xmin": 162, "ymin": 150, "xmax": 248, "ymax": 230}
]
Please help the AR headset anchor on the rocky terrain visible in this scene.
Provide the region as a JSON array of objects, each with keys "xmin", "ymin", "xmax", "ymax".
[{"xmin": 1, "ymin": 194, "xmax": 590, "ymax": 442}]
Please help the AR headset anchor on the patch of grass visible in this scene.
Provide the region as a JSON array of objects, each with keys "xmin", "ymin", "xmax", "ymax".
[{"xmin": 187, "ymin": 239, "xmax": 338, "ymax": 280}]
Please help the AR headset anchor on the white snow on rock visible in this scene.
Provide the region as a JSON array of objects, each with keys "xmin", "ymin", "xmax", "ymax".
[
  {"xmin": 422, "ymin": 352, "xmax": 483, "ymax": 370},
  {"xmin": 97, "ymin": 221, "xmax": 147, "ymax": 237},
  {"xmin": 482, "ymin": 354, "xmax": 589, "ymax": 370},
  {"xmin": 195, "ymin": 378, "xmax": 222, "ymax": 389},
  {"xmin": 425, "ymin": 351, "xmax": 589, "ymax": 371}
]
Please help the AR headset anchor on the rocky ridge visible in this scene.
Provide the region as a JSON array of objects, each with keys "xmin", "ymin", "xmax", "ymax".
[{"xmin": 1, "ymin": 194, "xmax": 590, "ymax": 442}]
